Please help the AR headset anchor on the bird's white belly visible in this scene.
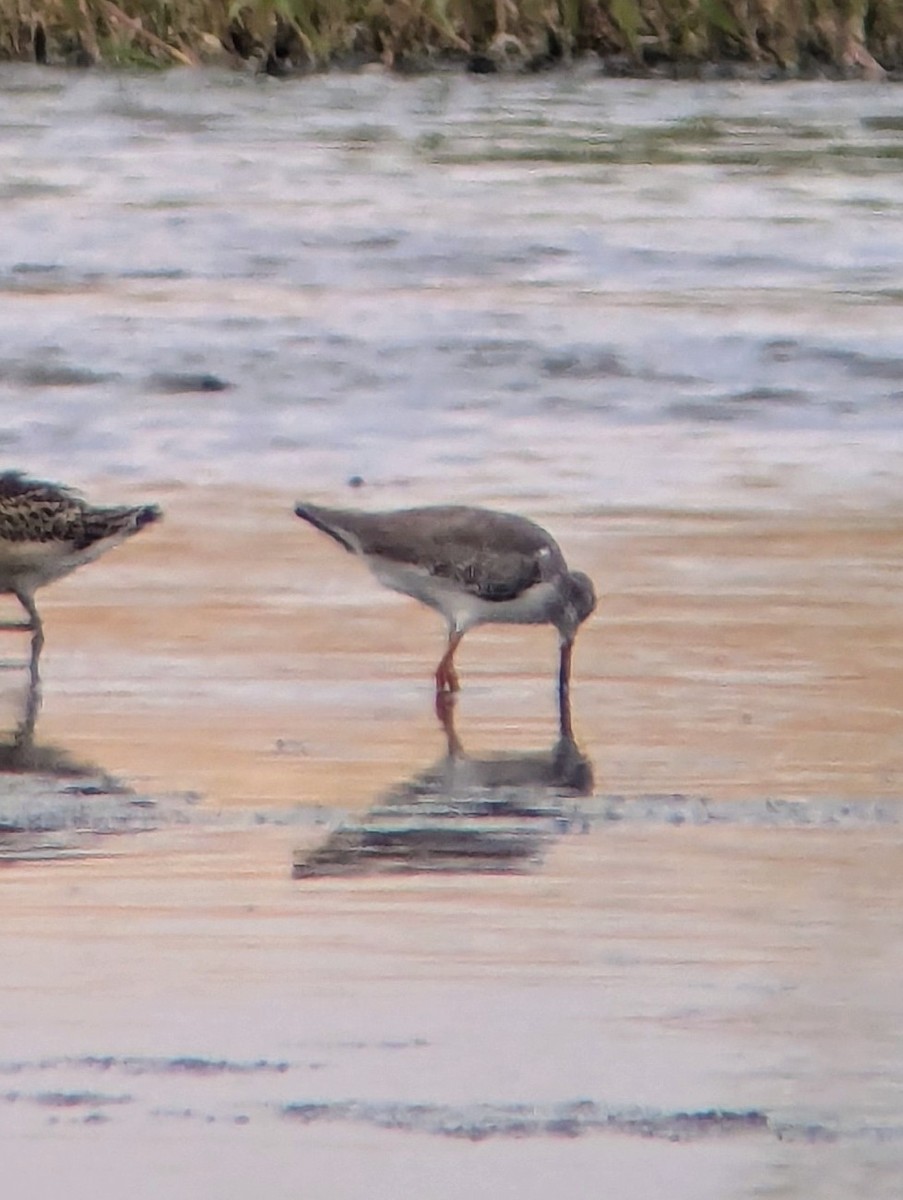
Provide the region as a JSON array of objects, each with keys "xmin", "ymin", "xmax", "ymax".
[
  {"xmin": 471, "ymin": 581, "xmax": 559, "ymax": 628},
  {"xmin": 0, "ymin": 535, "xmax": 124, "ymax": 592},
  {"xmin": 368, "ymin": 557, "xmax": 557, "ymax": 633}
]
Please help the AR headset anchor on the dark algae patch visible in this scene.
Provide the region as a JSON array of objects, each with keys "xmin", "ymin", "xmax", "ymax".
[
  {"xmin": 0, "ymin": 1055, "xmax": 290, "ymax": 1076},
  {"xmin": 281, "ymin": 1099, "xmax": 775, "ymax": 1141},
  {"xmin": 281, "ymin": 1100, "xmax": 903, "ymax": 1145}
]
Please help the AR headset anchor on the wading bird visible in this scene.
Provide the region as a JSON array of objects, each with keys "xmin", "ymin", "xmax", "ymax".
[
  {"xmin": 294, "ymin": 502, "xmax": 595, "ymax": 714},
  {"xmin": 0, "ymin": 472, "xmax": 162, "ymax": 706}
]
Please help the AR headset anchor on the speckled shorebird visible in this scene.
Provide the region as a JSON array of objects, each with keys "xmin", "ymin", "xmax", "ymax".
[
  {"xmin": 293, "ymin": 502, "xmax": 596, "ymax": 702},
  {"xmin": 0, "ymin": 472, "xmax": 162, "ymax": 673}
]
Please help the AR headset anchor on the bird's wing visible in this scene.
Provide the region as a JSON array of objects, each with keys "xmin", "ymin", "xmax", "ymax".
[
  {"xmin": 0, "ymin": 473, "xmax": 87, "ymax": 545},
  {"xmin": 427, "ymin": 544, "xmax": 548, "ymax": 602},
  {"xmin": 0, "ymin": 474, "xmax": 157, "ymax": 548},
  {"xmin": 310, "ymin": 505, "xmax": 567, "ymax": 604}
]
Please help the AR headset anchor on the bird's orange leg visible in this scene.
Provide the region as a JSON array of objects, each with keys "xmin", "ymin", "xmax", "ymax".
[{"xmin": 435, "ymin": 630, "xmax": 463, "ymax": 693}]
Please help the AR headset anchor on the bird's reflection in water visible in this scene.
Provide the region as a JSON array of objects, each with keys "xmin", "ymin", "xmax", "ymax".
[
  {"xmin": 0, "ymin": 666, "xmax": 103, "ymax": 777},
  {"xmin": 0, "ymin": 631, "xmax": 47, "ymax": 768},
  {"xmin": 293, "ymin": 693, "xmax": 593, "ymax": 879},
  {"xmin": 0, "ymin": 604, "xmax": 42, "ymax": 747},
  {"xmin": 0, "ymin": 643, "xmax": 128, "ymax": 864},
  {"xmin": 0, "ymin": 612, "xmax": 124, "ymax": 780}
]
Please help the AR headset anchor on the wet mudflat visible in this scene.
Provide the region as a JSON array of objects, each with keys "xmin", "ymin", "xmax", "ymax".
[
  {"xmin": 1, "ymin": 502, "xmax": 902, "ymax": 1199},
  {"xmin": 3, "ymin": 819, "xmax": 903, "ymax": 1199},
  {"xmin": 0, "ymin": 66, "xmax": 902, "ymax": 1198}
]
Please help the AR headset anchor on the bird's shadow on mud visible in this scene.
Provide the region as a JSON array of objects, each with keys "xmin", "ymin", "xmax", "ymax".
[{"xmin": 293, "ymin": 693, "xmax": 594, "ymax": 879}]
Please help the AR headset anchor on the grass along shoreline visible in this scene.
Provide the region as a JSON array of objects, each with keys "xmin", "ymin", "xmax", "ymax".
[{"xmin": 0, "ymin": 0, "xmax": 899, "ymax": 77}]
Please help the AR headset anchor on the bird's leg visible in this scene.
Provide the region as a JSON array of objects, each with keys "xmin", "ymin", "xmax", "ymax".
[
  {"xmin": 13, "ymin": 668, "xmax": 40, "ymax": 752},
  {"xmin": 435, "ymin": 629, "xmax": 463, "ymax": 694},
  {"xmin": 11, "ymin": 591, "xmax": 42, "ymax": 749},
  {"xmin": 14, "ymin": 591, "xmax": 43, "ymax": 688},
  {"xmin": 558, "ymin": 637, "xmax": 574, "ymax": 740}
]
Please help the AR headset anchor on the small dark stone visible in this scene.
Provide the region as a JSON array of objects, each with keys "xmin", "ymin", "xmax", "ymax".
[
  {"xmin": 467, "ymin": 55, "xmax": 498, "ymax": 75},
  {"xmin": 264, "ymin": 51, "xmax": 292, "ymax": 78},
  {"xmin": 148, "ymin": 372, "xmax": 232, "ymax": 394}
]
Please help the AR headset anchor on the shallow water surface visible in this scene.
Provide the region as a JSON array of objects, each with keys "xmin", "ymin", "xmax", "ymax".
[
  {"xmin": 3, "ymin": 823, "xmax": 903, "ymax": 1199},
  {"xmin": 0, "ymin": 66, "xmax": 902, "ymax": 1198},
  {"xmin": 1, "ymin": 68, "xmax": 903, "ymax": 509}
]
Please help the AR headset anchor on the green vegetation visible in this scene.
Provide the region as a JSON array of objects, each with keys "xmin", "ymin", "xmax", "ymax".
[{"xmin": 1, "ymin": 0, "xmax": 899, "ymax": 74}]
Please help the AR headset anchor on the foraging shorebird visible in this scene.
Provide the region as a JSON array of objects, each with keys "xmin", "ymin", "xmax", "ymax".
[
  {"xmin": 293, "ymin": 502, "xmax": 596, "ymax": 706},
  {"xmin": 0, "ymin": 472, "xmax": 161, "ymax": 683}
]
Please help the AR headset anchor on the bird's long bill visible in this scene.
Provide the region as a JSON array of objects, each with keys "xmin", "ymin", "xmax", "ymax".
[{"xmin": 558, "ymin": 639, "xmax": 574, "ymax": 740}]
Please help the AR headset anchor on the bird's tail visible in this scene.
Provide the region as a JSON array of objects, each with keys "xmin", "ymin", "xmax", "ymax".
[
  {"xmin": 134, "ymin": 504, "xmax": 163, "ymax": 530},
  {"xmin": 79, "ymin": 503, "xmax": 162, "ymax": 547}
]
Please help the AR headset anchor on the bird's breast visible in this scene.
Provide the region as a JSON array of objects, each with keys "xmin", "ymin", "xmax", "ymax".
[{"xmin": 0, "ymin": 532, "xmax": 131, "ymax": 591}]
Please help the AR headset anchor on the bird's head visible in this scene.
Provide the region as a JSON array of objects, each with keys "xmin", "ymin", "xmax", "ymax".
[{"xmin": 557, "ymin": 570, "xmax": 597, "ymax": 641}]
